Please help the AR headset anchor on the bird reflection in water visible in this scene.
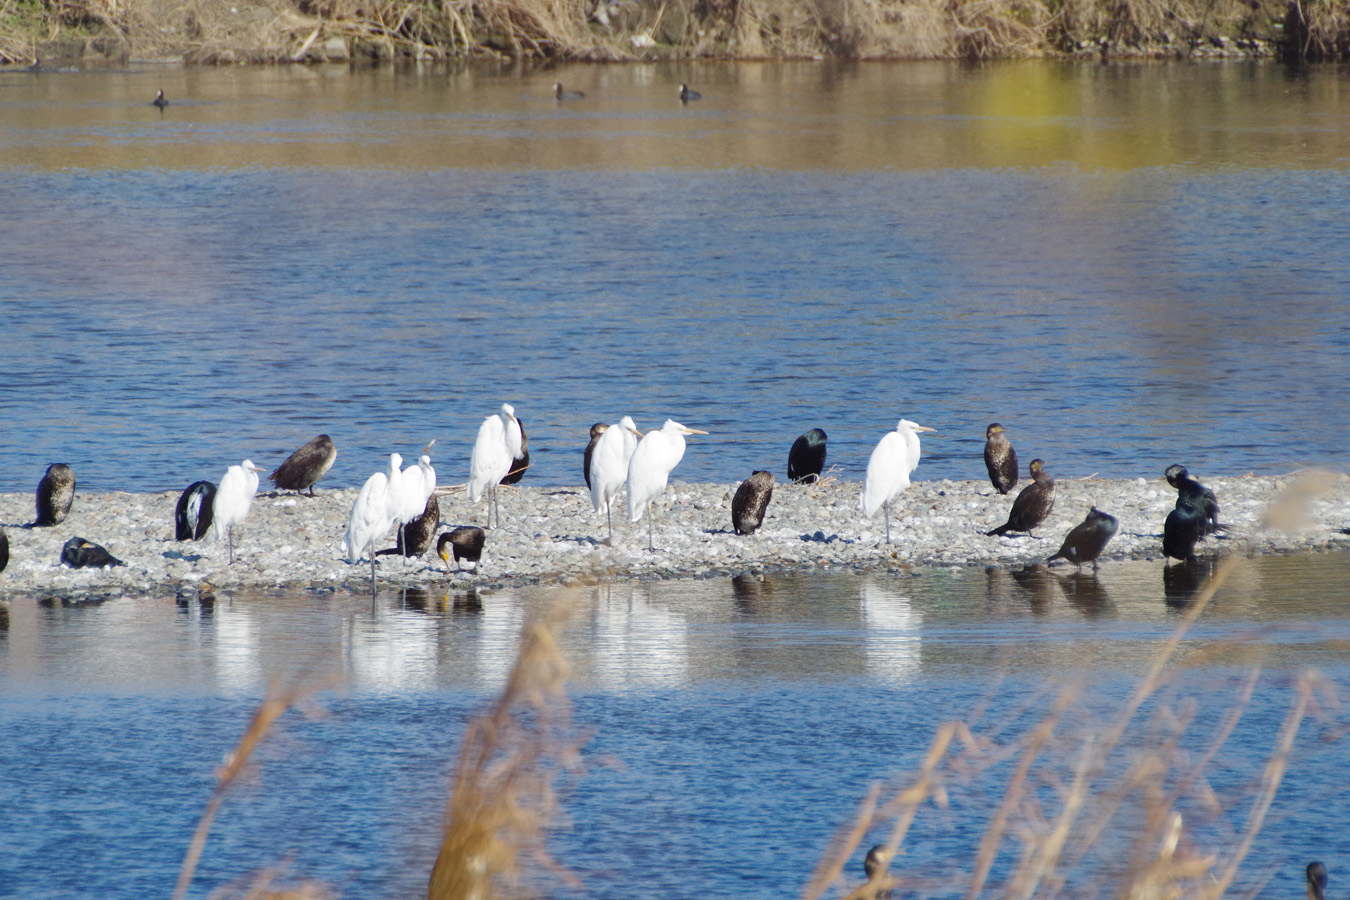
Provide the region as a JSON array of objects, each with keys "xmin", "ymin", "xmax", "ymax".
[
  {"xmin": 1010, "ymin": 564, "xmax": 1058, "ymax": 614},
  {"xmin": 731, "ymin": 573, "xmax": 775, "ymax": 613},
  {"xmin": 1163, "ymin": 558, "xmax": 1214, "ymax": 608},
  {"xmin": 1055, "ymin": 571, "xmax": 1112, "ymax": 617},
  {"xmin": 398, "ymin": 586, "xmax": 483, "ymax": 615}
]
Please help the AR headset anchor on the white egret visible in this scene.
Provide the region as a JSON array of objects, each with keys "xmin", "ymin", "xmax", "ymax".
[
  {"xmin": 859, "ymin": 419, "xmax": 935, "ymax": 544},
  {"xmin": 213, "ymin": 459, "xmax": 264, "ymax": 564},
  {"xmin": 468, "ymin": 404, "xmax": 523, "ymax": 528},
  {"xmin": 343, "ymin": 453, "xmax": 403, "ymax": 591},
  {"xmin": 269, "ymin": 434, "xmax": 336, "ymax": 496},
  {"xmin": 394, "ymin": 447, "xmax": 437, "ymax": 556},
  {"xmin": 626, "ymin": 419, "xmax": 708, "ymax": 551},
  {"xmin": 589, "ymin": 415, "xmax": 642, "ymax": 542}
]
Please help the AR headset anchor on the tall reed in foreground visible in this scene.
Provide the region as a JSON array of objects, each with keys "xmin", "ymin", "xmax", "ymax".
[{"xmin": 803, "ymin": 556, "xmax": 1339, "ymax": 900}]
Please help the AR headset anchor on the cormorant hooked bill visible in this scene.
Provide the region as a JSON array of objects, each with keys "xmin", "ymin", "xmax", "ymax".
[
  {"xmin": 787, "ymin": 428, "xmax": 827, "ymax": 484},
  {"xmin": 33, "ymin": 463, "xmax": 76, "ymax": 527},
  {"xmin": 731, "ymin": 471, "xmax": 775, "ymax": 535},
  {"xmin": 986, "ymin": 458, "xmax": 1055, "ymax": 537},
  {"xmin": 1047, "ymin": 507, "xmax": 1118, "ymax": 570},
  {"xmin": 983, "ymin": 423, "xmax": 1018, "ymax": 495},
  {"xmin": 438, "ymin": 526, "xmax": 486, "ymax": 573}
]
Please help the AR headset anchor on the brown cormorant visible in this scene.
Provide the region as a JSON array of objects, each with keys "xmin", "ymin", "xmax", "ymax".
[
  {"xmin": 33, "ymin": 463, "xmax": 76, "ymax": 527},
  {"xmin": 983, "ymin": 423, "xmax": 1018, "ymax": 495},
  {"xmin": 438, "ymin": 526, "xmax": 485, "ymax": 573},
  {"xmin": 152, "ymin": 90, "xmax": 168, "ymax": 109},
  {"xmin": 1308, "ymin": 861, "xmax": 1328, "ymax": 900},
  {"xmin": 269, "ymin": 434, "xmax": 336, "ymax": 496},
  {"xmin": 378, "ymin": 495, "xmax": 440, "ymax": 558},
  {"xmin": 175, "ymin": 481, "xmax": 217, "ymax": 541},
  {"xmin": 731, "ymin": 471, "xmax": 775, "ymax": 535},
  {"xmin": 787, "ymin": 428, "xmax": 827, "ymax": 484},
  {"xmin": 986, "ymin": 458, "xmax": 1055, "ymax": 537},
  {"xmin": 61, "ymin": 536, "xmax": 123, "ymax": 569},
  {"xmin": 554, "ymin": 83, "xmax": 584, "ymax": 100},
  {"xmin": 1165, "ymin": 464, "xmax": 1221, "ymax": 534},
  {"xmin": 500, "ymin": 419, "xmax": 529, "ymax": 485},
  {"xmin": 583, "ymin": 423, "xmax": 607, "ymax": 490},
  {"xmin": 679, "ymin": 83, "xmax": 702, "ymax": 102},
  {"xmin": 1047, "ymin": 507, "xmax": 1118, "ymax": 570}
]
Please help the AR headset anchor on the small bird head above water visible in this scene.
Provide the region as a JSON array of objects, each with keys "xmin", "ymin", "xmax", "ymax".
[{"xmin": 1308, "ymin": 861, "xmax": 1328, "ymax": 900}]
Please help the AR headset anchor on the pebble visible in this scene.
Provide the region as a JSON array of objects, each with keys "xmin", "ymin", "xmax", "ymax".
[{"xmin": 0, "ymin": 472, "xmax": 1347, "ymax": 601}]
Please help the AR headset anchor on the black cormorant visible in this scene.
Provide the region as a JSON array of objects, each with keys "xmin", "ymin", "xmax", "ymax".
[
  {"xmin": 1308, "ymin": 861, "xmax": 1328, "ymax": 900},
  {"xmin": 152, "ymin": 90, "xmax": 168, "ymax": 109},
  {"xmin": 1165, "ymin": 464, "xmax": 1221, "ymax": 534},
  {"xmin": 679, "ymin": 83, "xmax": 702, "ymax": 102},
  {"xmin": 500, "ymin": 419, "xmax": 529, "ymax": 485},
  {"xmin": 863, "ymin": 844, "xmax": 894, "ymax": 900},
  {"xmin": 583, "ymin": 423, "xmax": 607, "ymax": 490},
  {"xmin": 378, "ymin": 495, "xmax": 440, "ymax": 558},
  {"xmin": 269, "ymin": 434, "xmax": 336, "ymax": 496},
  {"xmin": 731, "ymin": 470, "xmax": 775, "ymax": 535},
  {"xmin": 61, "ymin": 536, "xmax": 124, "ymax": 569},
  {"xmin": 33, "ymin": 463, "xmax": 76, "ymax": 527},
  {"xmin": 1162, "ymin": 503, "xmax": 1206, "ymax": 563},
  {"xmin": 554, "ymin": 83, "xmax": 585, "ymax": 100},
  {"xmin": 1047, "ymin": 507, "xmax": 1118, "ymax": 570},
  {"xmin": 175, "ymin": 481, "xmax": 217, "ymax": 541},
  {"xmin": 787, "ymin": 428, "xmax": 827, "ymax": 484},
  {"xmin": 0, "ymin": 525, "xmax": 8, "ymax": 574},
  {"xmin": 983, "ymin": 423, "xmax": 1018, "ymax": 495},
  {"xmin": 438, "ymin": 526, "xmax": 486, "ymax": 573},
  {"xmin": 986, "ymin": 458, "xmax": 1055, "ymax": 537}
]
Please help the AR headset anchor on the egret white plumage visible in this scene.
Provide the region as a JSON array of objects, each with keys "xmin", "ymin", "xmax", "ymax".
[
  {"xmin": 394, "ymin": 444, "xmax": 437, "ymax": 555},
  {"xmin": 343, "ymin": 453, "xmax": 403, "ymax": 590},
  {"xmin": 859, "ymin": 419, "xmax": 935, "ymax": 544},
  {"xmin": 468, "ymin": 404, "xmax": 523, "ymax": 528},
  {"xmin": 626, "ymin": 419, "xmax": 707, "ymax": 551},
  {"xmin": 589, "ymin": 416, "xmax": 642, "ymax": 541},
  {"xmin": 213, "ymin": 459, "xmax": 264, "ymax": 564}
]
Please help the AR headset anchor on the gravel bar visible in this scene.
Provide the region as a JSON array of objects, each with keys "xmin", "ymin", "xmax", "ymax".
[{"xmin": 2, "ymin": 472, "xmax": 1348, "ymax": 601}]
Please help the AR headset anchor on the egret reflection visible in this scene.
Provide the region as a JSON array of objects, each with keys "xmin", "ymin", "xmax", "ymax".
[{"xmin": 859, "ymin": 577, "xmax": 922, "ymax": 681}]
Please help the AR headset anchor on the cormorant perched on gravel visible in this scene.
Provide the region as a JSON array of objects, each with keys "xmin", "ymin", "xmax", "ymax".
[
  {"xmin": 1047, "ymin": 507, "xmax": 1118, "ymax": 570},
  {"xmin": 174, "ymin": 481, "xmax": 217, "ymax": 541},
  {"xmin": 583, "ymin": 423, "xmax": 607, "ymax": 490},
  {"xmin": 60, "ymin": 536, "xmax": 123, "ymax": 569},
  {"xmin": 983, "ymin": 423, "xmax": 1018, "ymax": 495},
  {"xmin": 33, "ymin": 463, "xmax": 76, "ymax": 527},
  {"xmin": 378, "ymin": 495, "xmax": 440, "ymax": 558},
  {"xmin": 1165, "ymin": 464, "xmax": 1221, "ymax": 534},
  {"xmin": 0, "ymin": 525, "xmax": 9, "ymax": 574},
  {"xmin": 1308, "ymin": 861, "xmax": 1328, "ymax": 900},
  {"xmin": 986, "ymin": 458, "xmax": 1055, "ymax": 537},
  {"xmin": 731, "ymin": 471, "xmax": 775, "ymax": 535},
  {"xmin": 269, "ymin": 434, "xmax": 336, "ymax": 496},
  {"xmin": 438, "ymin": 526, "xmax": 485, "ymax": 573},
  {"xmin": 1163, "ymin": 503, "xmax": 1207, "ymax": 563},
  {"xmin": 500, "ymin": 419, "xmax": 529, "ymax": 485},
  {"xmin": 787, "ymin": 428, "xmax": 828, "ymax": 484}
]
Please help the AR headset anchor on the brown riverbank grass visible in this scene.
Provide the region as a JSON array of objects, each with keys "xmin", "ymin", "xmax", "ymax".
[{"xmin": 2, "ymin": 0, "xmax": 1344, "ymax": 64}]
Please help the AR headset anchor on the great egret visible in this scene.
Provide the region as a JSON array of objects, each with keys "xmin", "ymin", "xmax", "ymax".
[
  {"xmin": 32, "ymin": 463, "xmax": 75, "ymax": 526},
  {"xmin": 60, "ymin": 536, "xmax": 123, "ymax": 568},
  {"xmin": 343, "ymin": 453, "xmax": 403, "ymax": 590},
  {"xmin": 679, "ymin": 83, "xmax": 702, "ymax": 102},
  {"xmin": 378, "ymin": 494, "xmax": 440, "ymax": 559},
  {"xmin": 627, "ymin": 419, "xmax": 707, "ymax": 551},
  {"xmin": 787, "ymin": 428, "xmax": 827, "ymax": 484},
  {"xmin": 438, "ymin": 526, "xmax": 486, "ymax": 573},
  {"xmin": 269, "ymin": 434, "xmax": 336, "ymax": 496},
  {"xmin": 859, "ymin": 419, "xmax": 935, "ymax": 544},
  {"xmin": 1165, "ymin": 464, "xmax": 1221, "ymax": 534},
  {"xmin": 174, "ymin": 481, "xmax": 216, "ymax": 541},
  {"xmin": 590, "ymin": 416, "xmax": 642, "ymax": 541},
  {"xmin": 583, "ymin": 423, "xmax": 607, "ymax": 489},
  {"xmin": 394, "ymin": 448, "xmax": 436, "ymax": 554},
  {"xmin": 500, "ymin": 419, "xmax": 529, "ymax": 485},
  {"xmin": 732, "ymin": 471, "xmax": 775, "ymax": 535},
  {"xmin": 983, "ymin": 423, "xmax": 1018, "ymax": 495},
  {"xmin": 213, "ymin": 459, "xmax": 263, "ymax": 564},
  {"xmin": 1047, "ymin": 507, "xmax": 1118, "ymax": 571},
  {"xmin": 986, "ymin": 458, "xmax": 1055, "ymax": 537},
  {"xmin": 152, "ymin": 89, "xmax": 168, "ymax": 109},
  {"xmin": 554, "ymin": 83, "xmax": 584, "ymax": 100},
  {"xmin": 468, "ymin": 404, "xmax": 523, "ymax": 528}
]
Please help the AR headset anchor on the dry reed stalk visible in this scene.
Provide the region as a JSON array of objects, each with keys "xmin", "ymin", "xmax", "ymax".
[{"xmin": 426, "ymin": 597, "xmax": 587, "ymax": 900}]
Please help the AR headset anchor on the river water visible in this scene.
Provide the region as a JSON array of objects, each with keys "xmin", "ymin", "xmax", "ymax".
[{"xmin": 3, "ymin": 59, "xmax": 1350, "ymax": 899}]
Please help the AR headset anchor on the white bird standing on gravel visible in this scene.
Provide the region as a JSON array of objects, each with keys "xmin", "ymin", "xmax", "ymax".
[
  {"xmin": 213, "ymin": 459, "xmax": 264, "ymax": 564},
  {"xmin": 626, "ymin": 419, "xmax": 708, "ymax": 551},
  {"xmin": 468, "ymin": 404, "xmax": 523, "ymax": 528},
  {"xmin": 343, "ymin": 453, "xmax": 403, "ymax": 589},
  {"xmin": 589, "ymin": 415, "xmax": 642, "ymax": 542},
  {"xmin": 860, "ymin": 419, "xmax": 936, "ymax": 544},
  {"xmin": 395, "ymin": 449, "xmax": 437, "ymax": 555}
]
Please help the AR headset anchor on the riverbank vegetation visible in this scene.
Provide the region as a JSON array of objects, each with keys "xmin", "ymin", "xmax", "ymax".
[{"xmin": 1, "ymin": 0, "xmax": 1348, "ymax": 65}]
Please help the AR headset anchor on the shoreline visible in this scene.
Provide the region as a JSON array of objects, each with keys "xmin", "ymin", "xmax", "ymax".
[{"xmin": 2, "ymin": 472, "xmax": 1348, "ymax": 601}]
